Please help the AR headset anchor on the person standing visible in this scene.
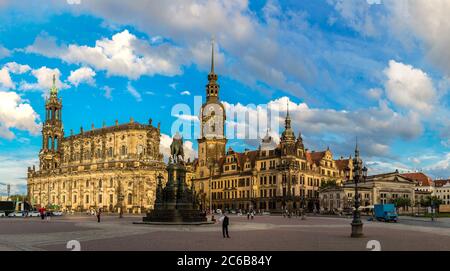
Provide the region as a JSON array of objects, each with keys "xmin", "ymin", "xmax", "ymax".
[
  {"xmin": 97, "ymin": 208, "xmax": 102, "ymax": 223},
  {"xmin": 39, "ymin": 208, "xmax": 45, "ymax": 220},
  {"xmin": 222, "ymin": 214, "xmax": 230, "ymax": 238},
  {"xmin": 247, "ymin": 210, "xmax": 250, "ymax": 220}
]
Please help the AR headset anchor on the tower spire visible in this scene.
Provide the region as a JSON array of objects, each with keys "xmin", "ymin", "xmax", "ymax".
[
  {"xmin": 285, "ymin": 99, "xmax": 291, "ymax": 129},
  {"xmin": 50, "ymin": 74, "xmax": 58, "ymax": 98},
  {"xmin": 206, "ymin": 37, "xmax": 219, "ymax": 100},
  {"xmin": 210, "ymin": 36, "xmax": 215, "ymax": 74}
]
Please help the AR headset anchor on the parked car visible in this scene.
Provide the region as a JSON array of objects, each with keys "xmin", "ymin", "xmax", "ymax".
[
  {"xmin": 8, "ymin": 211, "xmax": 26, "ymax": 217},
  {"xmin": 27, "ymin": 211, "xmax": 41, "ymax": 217},
  {"xmin": 0, "ymin": 211, "xmax": 6, "ymax": 217},
  {"xmin": 52, "ymin": 211, "xmax": 63, "ymax": 216},
  {"xmin": 262, "ymin": 211, "xmax": 271, "ymax": 216}
]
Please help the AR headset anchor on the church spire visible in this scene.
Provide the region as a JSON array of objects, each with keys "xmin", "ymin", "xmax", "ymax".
[
  {"xmin": 210, "ymin": 37, "xmax": 215, "ymax": 74},
  {"xmin": 281, "ymin": 99, "xmax": 295, "ymax": 142},
  {"xmin": 285, "ymin": 100, "xmax": 292, "ymax": 129},
  {"xmin": 50, "ymin": 74, "xmax": 58, "ymax": 98},
  {"xmin": 206, "ymin": 37, "xmax": 219, "ymax": 101}
]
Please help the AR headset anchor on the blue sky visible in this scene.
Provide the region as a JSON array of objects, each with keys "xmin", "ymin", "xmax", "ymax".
[{"xmin": 0, "ymin": 0, "xmax": 449, "ymax": 194}]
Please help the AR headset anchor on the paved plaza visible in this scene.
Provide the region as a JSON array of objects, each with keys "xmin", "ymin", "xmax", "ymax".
[{"xmin": 0, "ymin": 214, "xmax": 449, "ymax": 251}]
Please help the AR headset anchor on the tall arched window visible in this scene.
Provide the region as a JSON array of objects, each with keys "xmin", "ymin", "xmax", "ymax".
[
  {"xmin": 108, "ymin": 147, "xmax": 113, "ymax": 157},
  {"xmin": 127, "ymin": 194, "xmax": 132, "ymax": 205},
  {"xmin": 121, "ymin": 145, "xmax": 127, "ymax": 156}
]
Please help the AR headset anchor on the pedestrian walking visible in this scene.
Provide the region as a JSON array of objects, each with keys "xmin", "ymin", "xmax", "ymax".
[
  {"xmin": 39, "ymin": 208, "xmax": 45, "ymax": 220},
  {"xmin": 250, "ymin": 210, "xmax": 254, "ymax": 220},
  {"xmin": 247, "ymin": 210, "xmax": 250, "ymax": 220},
  {"xmin": 97, "ymin": 208, "xmax": 102, "ymax": 223},
  {"xmin": 222, "ymin": 214, "xmax": 230, "ymax": 238}
]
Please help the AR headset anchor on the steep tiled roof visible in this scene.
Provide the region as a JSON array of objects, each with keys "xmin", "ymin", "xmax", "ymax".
[
  {"xmin": 400, "ymin": 172, "xmax": 433, "ymax": 186},
  {"xmin": 434, "ymin": 179, "xmax": 450, "ymax": 187},
  {"xmin": 335, "ymin": 159, "xmax": 350, "ymax": 171},
  {"xmin": 306, "ymin": 151, "xmax": 326, "ymax": 166}
]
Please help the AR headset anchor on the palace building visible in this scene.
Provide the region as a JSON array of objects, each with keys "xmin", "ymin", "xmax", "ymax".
[
  {"xmin": 27, "ymin": 76, "xmax": 166, "ymax": 213},
  {"xmin": 191, "ymin": 42, "xmax": 352, "ymax": 213}
]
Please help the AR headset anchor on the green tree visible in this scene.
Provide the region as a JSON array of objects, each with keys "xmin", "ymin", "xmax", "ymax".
[
  {"xmin": 420, "ymin": 196, "xmax": 443, "ymax": 207},
  {"xmin": 320, "ymin": 179, "xmax": 337, "ymax": 189},
  {"xmin": 391, "ymin": 197, "xmax": 411, "ymax": 212}
]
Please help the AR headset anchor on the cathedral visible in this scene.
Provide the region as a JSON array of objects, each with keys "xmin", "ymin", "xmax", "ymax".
[
  {"xmin": 191, "ymin": 42, "xmax": 352, "ymax": 213},
  {"xmin": 27, "ymin": 76, "xmax": 166, "ymax": 214}
]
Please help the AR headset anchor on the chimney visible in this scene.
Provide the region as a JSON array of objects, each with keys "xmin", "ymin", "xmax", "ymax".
[
  {"xmin": 115, "ymin": 120, "xmax": 119, "ymax": 127},
  {"xmin": 91, "ymin": 123, "xmax": 95, "ymax": 130}
]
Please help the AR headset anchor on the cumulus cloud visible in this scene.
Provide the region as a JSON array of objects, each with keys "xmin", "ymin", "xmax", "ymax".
[
  {"xmin": 68, "ymin": 67, "xmax": 96, "ymax": 87},
  {"xmin": 19, "ymin": 66, "xmax": 68, "ymax": 93},
  {"xmin": 159, "ymin": 133, "xmax": 196, "ymax": 162},
  {"xmin": 224, "ymin": 96, "xmax": 422, "ymax": 157},
  {"xmin": 26, "ymin": 30, "xmax": 186, "ymax": 79},
  {"xmin": 0, "ymin": 91, "xmax": 41, "ymax": 139},
  {"xmin": 0, "ymin": 67, "xmax": 14, "ymax": 89},
  {"xmin": 387, "ymin": 0, "xmax": 450, "ymax": 77},
  {"xmin": 384, "ymin": 60, "xmax": 437, "ymax": 114},
  {"xmin": 4, "ymin": 62, "xmax": 31, "ymax": 74}
]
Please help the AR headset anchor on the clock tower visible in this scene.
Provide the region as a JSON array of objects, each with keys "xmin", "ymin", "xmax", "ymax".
[{"xmin": 197, "ymin": 40, "xmax": 227, "ymax": 177}]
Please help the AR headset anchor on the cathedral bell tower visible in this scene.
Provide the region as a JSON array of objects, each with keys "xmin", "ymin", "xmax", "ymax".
[
  {"xmin": 39, "ymin": 75, "xmax": 64, "ymax": 171},
  {"xmin": 197, "ymin": 39, "xmax": 227, "ymax": 177}
]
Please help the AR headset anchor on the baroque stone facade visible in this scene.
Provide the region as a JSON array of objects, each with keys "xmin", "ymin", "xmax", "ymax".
[
  {"xmin": 192, "ymin": 42, "xmax": 352, "ymax": 213},
  {"xmin": 27, "ymin": 77, "xmax": 166, "ymax": 213}
]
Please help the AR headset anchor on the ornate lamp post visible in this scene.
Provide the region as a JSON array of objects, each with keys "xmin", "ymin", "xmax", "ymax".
[{"xmin": 345, "ymin": 141, "xmax": 368, "ymax": 238}]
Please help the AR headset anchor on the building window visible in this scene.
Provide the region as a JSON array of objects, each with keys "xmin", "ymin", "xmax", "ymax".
[
  {"xmin": 85, "ymin": 195, "xmax": 89, "ymax": 204},
  {"xmin": 73, "ymin": 195, "xmax": 77, "ymax": 203},
  {"xmin": 108, "ymin": 147, "xmax": 113, "ymax": 157},
  {"xmin": 110, "ymin": 194, "xmax": 113, "ymax": 204},
  {"xmin": 121, "ymin": 145, "xmax": 127, "ymax": 156},
  {"xmin": 99, "ymin": 194, "xmax": 103, "ymax": 204},
  {"xmin": 128, "ymin": 194, "xmax": 132, "ymax": 205},
  {"xmin": 99, "ymin": 180, "xmax": 102, "ymax": 188}
]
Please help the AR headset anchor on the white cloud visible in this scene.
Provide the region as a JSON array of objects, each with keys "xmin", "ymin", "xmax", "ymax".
[
  {"xmin": 366, "ymin": 88, "xmax": 383, "ymax": 100},
  {"xmin": 0, "ymin": 67, "xmax": 14, "ymax": 89},
  {"xmin": 387, "ymin": 0, "xmax": 450, "ymax": 77},
  {"xmin": 0, "ymin": 45, "xmax": 10, "ymax": 58},
  {"xmin": 328, "ymin": 0, "xmax": 380, "ymax": 37},
  {"xmin": 159, "ymin": 133, "xmax": 196, "ymax": 162},
  {"xmin": 0, "ymin": 91, "xmax": 41, "ymax": 139},
  {"xmin": 180, "ymin": 90, "xmax": 191, "ymax": 96},
  {"xmin": 102, "ymin": 86, "xmax": 113, "ymax": 100},
  {"xmin": 384, "ymin": 60, "xmax": 437, "ymax": 114},
  {"xmin": 26, "ymin": 30, "xmax": 186, "ymax": 79},
  {"xmin": 424, "ymin": 153, "xmax": 450, "ymax": 179},
  {"xmin": 4, "ymin": 62, "xmax": 31, "ymax": 74},
  {"xmin": 19, "ymin": 66, "xmax": 68, "ymax": 93},
  {"xmin": 224, "ymin": 96, "xmax": 423, "ymax": 157},
  {"xmin": 68, "ymin": 67, "xmax": 96, "ymax": 87},
  {"xmin": 126, "ymin": 82, "xmax": 142, "ymax": 102}
]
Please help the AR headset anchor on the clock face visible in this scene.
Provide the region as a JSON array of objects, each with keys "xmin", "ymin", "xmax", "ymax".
[{"xmin": 202, "ymin": 104, "xmax": 224, "ymax": 139}]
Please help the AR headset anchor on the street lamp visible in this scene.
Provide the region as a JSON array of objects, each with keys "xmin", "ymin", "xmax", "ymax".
[{"xmin": 344, "ymin": 141, "xmax": 368, "ymax": 238}]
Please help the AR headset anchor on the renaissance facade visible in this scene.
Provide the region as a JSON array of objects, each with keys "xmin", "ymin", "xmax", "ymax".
[
  {"xmin": 27, "ymin": 76, "xmax": 166, "ymax": 213},
  {"xmin": 191, "ymin": 43, "xmax": 353, "ymax": 213}
]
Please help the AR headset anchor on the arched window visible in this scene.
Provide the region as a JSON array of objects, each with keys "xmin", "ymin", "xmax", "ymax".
[
  {"xmin": 121, "ymin": 145, "xmax": 127, "ymax": 156},
  {"xmin": 98, "ymin": 180, "xmax": 102, "ymax": 188},
  {"xmin": 86, "ymin": 180, "xmax": 89, "ymax": 188},
  {"xmin": 110, "ymin": 178, "xmax": 113, "ymax": 187},
  {"xmin": 137, "ymin": 145, "xmax": 143, "ymax": 155},
  {"xmin": 108, "ymin": 147, "xmax": 113, "ymax": 157},
  {"xmin": 127, "ymin": 194, "xmax": 132, "ymax": 205}
]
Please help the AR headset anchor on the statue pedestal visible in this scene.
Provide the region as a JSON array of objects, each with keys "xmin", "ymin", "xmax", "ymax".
[{"xmin": 139, "ymin": 161, "xmax": 210, "ymax": 225}]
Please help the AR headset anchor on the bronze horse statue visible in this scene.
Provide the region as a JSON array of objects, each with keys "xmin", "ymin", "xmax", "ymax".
[{"xmin": 170, "ymin": 133, "xmax": 185, "ymax": 163}]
